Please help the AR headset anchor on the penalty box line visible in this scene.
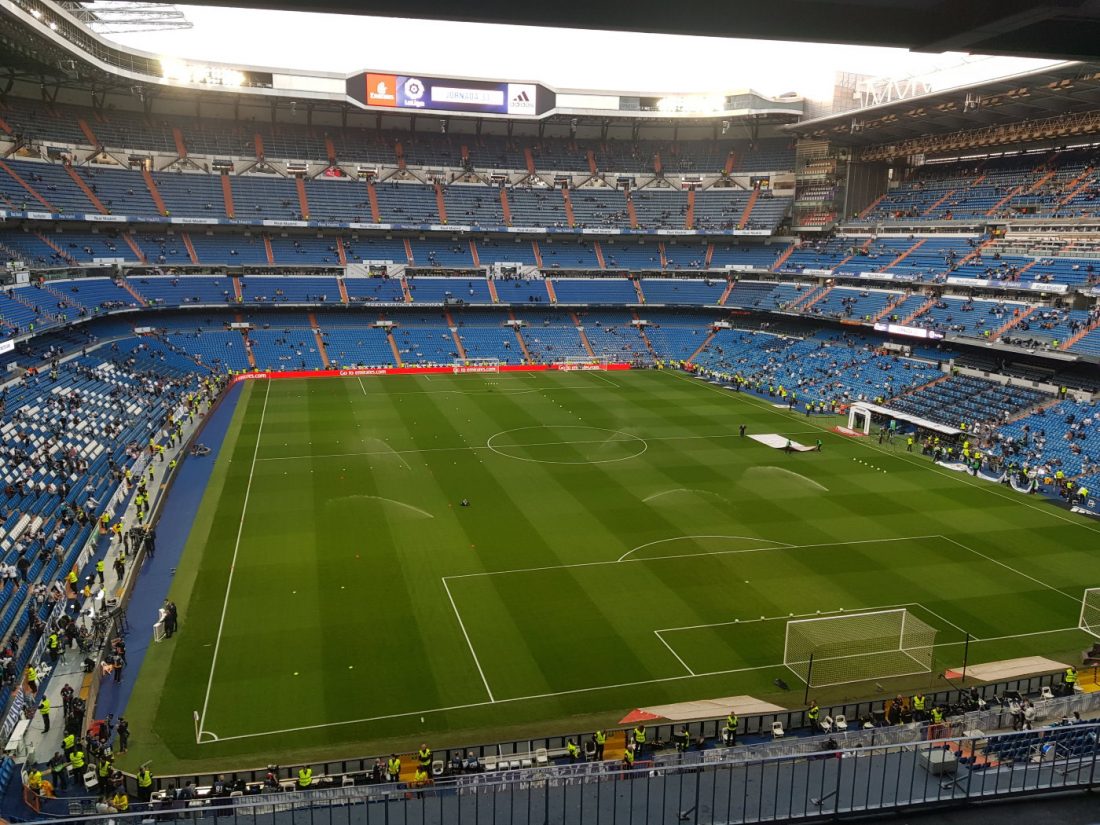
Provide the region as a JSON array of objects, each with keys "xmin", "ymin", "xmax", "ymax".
[
  {"xmin": 656, "ymin": 602, "xmax": 973, "ymax": 639},
  {"xmin": 198, "ymin": 621, "xmax": 1088, "ymax": 746}
]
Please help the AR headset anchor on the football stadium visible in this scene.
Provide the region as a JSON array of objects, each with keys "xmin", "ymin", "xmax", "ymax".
[{"xmin": 1, "ymin": 0, "xmax": 1100, "ymax": 822}]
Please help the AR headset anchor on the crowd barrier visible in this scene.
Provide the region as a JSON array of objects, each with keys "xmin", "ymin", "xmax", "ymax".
[{"xmin": 33, "ymin": 721, "xmax": 1100, "ymax": 825}]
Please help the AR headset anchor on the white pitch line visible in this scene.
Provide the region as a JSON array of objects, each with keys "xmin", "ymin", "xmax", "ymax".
[
  {"xmin": 197, "ymin": 619, "xmax": 1086, "ymax": 745},
  {"xmin": 357, "ymin": 376, "xmax": 366, "ymax": 395},
  {"xmin": 445, "ymin": 534, "xmax": 943, "ymax": 581},
  {"xmin": 937, "ymin": 534, "xmax": 1081, "ymax": 604},
  {"xmin": 587, "ymin": 371, "xmax": 621, "ymax": 388},
  {"xmin": 659, "ymin": 601, "xmax": 975, "ymax": 639},
  {"xmin": 936, "ymin": 626, "xmax": 1082, "ymax": 646},
  {"xmin": 658, "ymin": 602, "xmax": 916, "ymax": 634},
  {"xmin": 667, "ymin": 370, "xmax": 1100, "ymax": 537},
  {"xmin": 912, "ymin": 601, "xmax": 975, "ymax": 639},
  {"xmin": 197, "ymin": 379, "xmax": 270, "ymax": 741},
  {"xmin": 617, "ymin": 535, "xmax": 793, "ymax": 563},
  {"xmin": 654, "ymin": 630, "xmax": 696, "ymax": 676},
  {"xmin": 442, "ymin": 577, "xmax": 495, "ymax": 703}
]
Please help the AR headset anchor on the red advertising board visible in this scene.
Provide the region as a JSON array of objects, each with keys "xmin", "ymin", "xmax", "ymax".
[{"xmin": 231, "ymin": 363, "xmax": 631, "ymax": 384}]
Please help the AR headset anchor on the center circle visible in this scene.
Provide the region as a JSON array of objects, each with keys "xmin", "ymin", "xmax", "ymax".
[{"xmin": 485, "ymin": 425, "xmax": 648, "ymax": 465}]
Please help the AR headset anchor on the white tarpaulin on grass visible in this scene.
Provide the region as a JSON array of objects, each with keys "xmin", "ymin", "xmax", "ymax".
[{"xmin": 749, "ymin": 434, "xmax": 816, "ymax": 452}]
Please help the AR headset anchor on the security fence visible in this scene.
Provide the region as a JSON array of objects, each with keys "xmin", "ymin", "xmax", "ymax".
[{"xmin": 30, "ymin": 720, "xmax": 1100, "ymax": 825}]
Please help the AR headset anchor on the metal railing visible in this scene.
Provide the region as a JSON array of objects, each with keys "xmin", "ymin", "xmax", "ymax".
[{"xmin": 27, "ymin": 722, "xmax": 1100, "ymax": 825}]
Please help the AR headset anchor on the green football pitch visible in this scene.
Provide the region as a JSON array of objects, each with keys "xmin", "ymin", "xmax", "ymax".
[{"xmin": 123, "ymin": 369, "xmax": 1100, "ymax": 773}]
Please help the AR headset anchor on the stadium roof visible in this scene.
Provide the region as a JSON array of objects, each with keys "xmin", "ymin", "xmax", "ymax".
[
  {"xmin": 171, "ymin": 0, "xmax": 1100, "ymax": 62},
  {"xmin": 787, "ymin": 60, "xmax": 1100, "ymax": 146}
]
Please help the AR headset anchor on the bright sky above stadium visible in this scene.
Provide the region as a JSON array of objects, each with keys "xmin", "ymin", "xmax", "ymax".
[{"xmin": 100, "ymin": 3, "xmax": 1059, "ymax": 100}]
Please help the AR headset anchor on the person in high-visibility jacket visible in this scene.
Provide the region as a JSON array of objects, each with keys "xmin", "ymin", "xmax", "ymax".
[
  {"xmin": 62, "ymin": 733, "xmax": 75, "ymax": 757},
  {"xmin": 297, "ymin": 767, "xmax": 313, "ymax": 789},
  {"xmin": 136, "ymin": 767, "xmax": 154, "ymax": 803},
  {"xmin": 806, "ymin": 701, "xmax": 820, "ymax": 728},
  {"xmin": 1064, "ymin": 666, "xmax": 1078, "ymax": 695},
  {"xmin": 912, "ymin": 693, "xmax": 926, "ymax": 722},
  {"xmin": 97, "ymin": 758, "xmax": 112, "ymax": 796},
  {"xmin": 25, "ymin": 665, "xmax": 38, "ymax": 693},
  {"xmin": 632, "ymin": 725, "xmax": 647, "ymax": 757},
  {"xmin": 930, "ymin": 706, "xmax": 945, "ymax": 724},
  {"xmin": 413, "ymin": 766, "xmax": 430, "ymax": 785},
  {"xmin": 38, "ymin": 698, "xmax": 50, "ymax": 733},
  {"xmin": 69, "ymin": 749, "xmax": 85, "ymax": 773},
  {"xmin": 622, "ymin": 744, "xmax": 635, "ymax": 769},
  {"xmin": 386, "ymin": 755, "xmax": 401, "ymax": 782},
  {"xmin": 417, "ymin": 744, "xmax": 432, "ymax": 771},
  {"xmin": 110, "ymin": 791, "xmax": 129, "ymax": 812},
  {"xmin": 566, "ymin": 740, "xmax": 580, "ymax": 762},
  {"xmin": 724, "ymin": 712, "xmax": 739, "ymax": 745},
  {"xmin": 593, "ymin": 730, "xmax": 606, "ymax": 760}
]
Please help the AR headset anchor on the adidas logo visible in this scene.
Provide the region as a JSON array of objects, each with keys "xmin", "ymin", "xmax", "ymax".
[{"xmin": 511, "ymin": 90, "xmax": 531, "ymax": 104}]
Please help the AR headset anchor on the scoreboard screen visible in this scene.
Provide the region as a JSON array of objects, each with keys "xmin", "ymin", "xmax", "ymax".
[{"xmin": 346, "ymin": 72, "xmax": 554, "ymax": 117}]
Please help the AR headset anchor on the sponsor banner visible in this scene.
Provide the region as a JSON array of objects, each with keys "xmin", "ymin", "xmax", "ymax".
[
  {"xmin": 171, "ymin": 216, "xmax": 219, "ymax": 225},
  {"xmin": 507, "ymin": 83, "xmax": 536, "ymax": 116},
  {"xmin": 434, "ymin": 85, "xmax": 504, "ymax": 108},
  {"xmin": 348, "ymin": 223, "xmax": 393, "ymax": 231},
  {"xmin": 92, "ymin": 257, "xmax": 125, "ymax": 264},
  {"xmin": 873, "ymin": 321, "xmax": 945, "ymax": 340},
  {"xmin": 26, "ymin": 211, "xmax": 52, "ymax": 220},
  {"xmin": 581, "ymin": 228, "xmax": 621, "ymax": 235},
  {"xmin": 229, "ymin": 322, "xmax": 252, "ymax": 329},
  {"xmin": 506, "ymin": 226, "xmax": 545, "ymax": 234},
  {"xmin": 947, "ymin": 276, "xmax": 990, "ymax": 287},
  {"xmin": 724, "ymin": 265, "xmax": 759, "ymax": 273},
  {"xmin": 1028, "ymin": 281, "xmax": 1068, "ymax": 294},
  {"xmin": 731, "ymin": 229, "xmax": 770, "ymax": 237},
  {"xmin": 426, "ymin": 224, "xmax": 473, "ymax": 233},
  {"xmin": 366, "ymin": 73, "xmax": 398, "ymax": 107},
  {"xmin": 0, "ymin": 340, "xmax": 14, "ymax": 355},
  {"xmin": 859, "ymin": 271, "xmax": 892, "ymax": 279},
  {"xmin": 84, "ymin": 213, "xmax": 128, "ymax": 223},
  {"xmin": 262, "ymin": 219, "xmax": 309, "ymax": 228},
  {"xmin": 657, "ymin": 229, "xmax": 698, "ymax": 236},
  {"xmin": 232, "ymin": 363, "xmax": 631, "ymax": 383},
  {"xmin": 801, "ymin": 268, "xmax": 834, "ymax": 276},
  {"xmin": 349, "ymin": 72, "xmax": 553, "ymax": 117},
  {"xmin": 133, "ymin": 326, "xmax": 156, "ymax": 334}
]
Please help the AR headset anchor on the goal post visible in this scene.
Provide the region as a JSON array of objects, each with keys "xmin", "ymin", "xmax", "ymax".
[
  {"xmin": 1079, "ymin": 588, "xmax": 1100, "ymax": 639},
  {"xmin": 555, "ymin": 356, "xmax": 610, "ymax": 371},
  {"xmin": 784, "ymin": 608, "xmax": 937, "ymax": 688}
]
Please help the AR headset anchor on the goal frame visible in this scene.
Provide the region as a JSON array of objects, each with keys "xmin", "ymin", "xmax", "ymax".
[
  {"xmin": 555, "ymin": 356, "xmax": 611, "ymax": 371},
  {"xmin": 783, "ymin": 608, "xmax": 937, "ymax": 689},
  {"xmin": 1079, "ymin": 588, "xmax": 1100, "ymax": 639}
]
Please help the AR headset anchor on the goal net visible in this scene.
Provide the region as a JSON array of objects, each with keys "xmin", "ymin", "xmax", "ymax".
[
  {"xmin": 1079, "ymin": 588, "xmax": 1100, "ymax": 639},
  {"xmin": 784, "ymin": 608, "xmax": 937, "ymax": 688},
  {"xmin": 555, "ymin": 357, "xmax": 610, "ymax": 371}
]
